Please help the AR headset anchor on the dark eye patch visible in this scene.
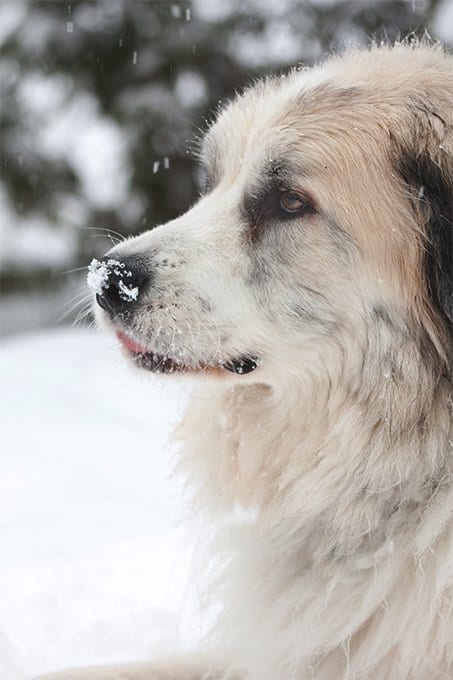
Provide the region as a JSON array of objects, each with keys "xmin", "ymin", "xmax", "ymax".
[
  {"xmin": 242, "ymin": 178, "xmax": 316, "ymax": 236},
  {"xmin": 241, "ymin": 157, "xmax": 316, "ymax": 232}
]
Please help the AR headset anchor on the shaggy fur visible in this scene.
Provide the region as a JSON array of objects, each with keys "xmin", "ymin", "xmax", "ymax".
[{"xmin": 41, "ymin": 42, "xmax": 453, "ymax": 679}]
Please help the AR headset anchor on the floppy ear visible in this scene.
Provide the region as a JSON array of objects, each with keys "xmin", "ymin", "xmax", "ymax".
[{"xmin": 397, "ymin": 107, "xmax": 453, "ymax": 331}]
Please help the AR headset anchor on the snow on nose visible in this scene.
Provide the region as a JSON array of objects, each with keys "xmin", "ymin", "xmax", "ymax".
[{"xmin": 88, "ymin": 257, "xmax": 149, "ymax": 317}]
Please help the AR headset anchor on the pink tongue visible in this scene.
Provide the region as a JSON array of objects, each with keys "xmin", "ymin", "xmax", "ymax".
[{"xmin": 116, "ymin": 330, "xmax": 149, "ymax": 354}]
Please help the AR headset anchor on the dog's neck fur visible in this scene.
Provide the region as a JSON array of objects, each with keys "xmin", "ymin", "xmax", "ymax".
[
  {"xmin": 179, "ymin": 320, "xmax": 452, "ymax": 541},
  {"xmin": 176, "ymin": 321, "xmax": 453, "ymax": 678}
]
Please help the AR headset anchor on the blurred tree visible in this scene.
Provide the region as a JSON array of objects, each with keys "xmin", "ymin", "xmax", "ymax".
[{"xmin": 0, "ymin": 0, "xmax": 449, "ymax": 294}]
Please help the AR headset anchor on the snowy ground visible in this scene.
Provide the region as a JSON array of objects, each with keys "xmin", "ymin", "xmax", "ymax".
[{"xmin": 0, "ymin": 327, "xmax": 202, "ymax": 680}]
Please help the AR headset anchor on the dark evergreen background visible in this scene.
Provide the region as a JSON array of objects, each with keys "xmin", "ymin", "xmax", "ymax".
[{"xmin": 0, "ymin": 0, "xmax": 450, "ymax": 314}]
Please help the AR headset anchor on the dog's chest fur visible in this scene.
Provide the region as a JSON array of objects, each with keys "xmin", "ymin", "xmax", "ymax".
[{"xmin": 176, "ymin": 354, "xmax": 453, "ymax": 679}]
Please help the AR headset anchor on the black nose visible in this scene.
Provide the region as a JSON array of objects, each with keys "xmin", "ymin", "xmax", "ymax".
[{"xmin": 88, "ymin": 256, "xmax": 150, "ymax": 317}]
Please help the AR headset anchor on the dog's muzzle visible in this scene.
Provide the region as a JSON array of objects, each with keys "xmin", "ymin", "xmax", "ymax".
[{"xmin": 88, "ymin": 256, "xmax": 260, "ymax": 376}]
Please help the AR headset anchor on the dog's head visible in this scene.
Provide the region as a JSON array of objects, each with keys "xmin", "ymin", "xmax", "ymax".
[{"xmin": 90, "ymin": 43, "xmax": 452, "ymax": 385}]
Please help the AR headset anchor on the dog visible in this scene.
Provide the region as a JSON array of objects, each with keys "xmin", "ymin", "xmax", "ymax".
[{"xmin": 42, "ymin": 42, "xmax": 453, "ymax": 679}]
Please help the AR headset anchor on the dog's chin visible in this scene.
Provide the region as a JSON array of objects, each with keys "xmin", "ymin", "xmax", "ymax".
[{"xmin": 115, "ymin": 330, "xmax": 259, "ymax": 377}]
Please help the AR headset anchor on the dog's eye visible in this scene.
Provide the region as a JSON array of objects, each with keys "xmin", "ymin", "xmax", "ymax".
[{"xmin": 279, "ymin": 191, "xmax": 306, "ymax": 214}]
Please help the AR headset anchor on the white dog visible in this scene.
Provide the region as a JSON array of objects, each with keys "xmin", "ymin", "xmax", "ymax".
[{"xmin": 43, "ymin": 42, "xmax": 453, "ymax": 679}]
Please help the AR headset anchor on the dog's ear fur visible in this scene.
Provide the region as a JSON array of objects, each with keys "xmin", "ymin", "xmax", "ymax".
[{"xmin": 396, "ymin": 102, "xmax": 453, "ymax": 333}]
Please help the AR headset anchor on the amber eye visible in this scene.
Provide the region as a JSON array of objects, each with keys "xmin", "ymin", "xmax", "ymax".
[{"xmin": 279, "ymin": 191, "xmax": 306, "ymax": 214}]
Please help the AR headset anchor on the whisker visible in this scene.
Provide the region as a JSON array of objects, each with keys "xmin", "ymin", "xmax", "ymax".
[
  {"xmin": 82, "ymin": 226, "xmax": 126, "ymax": 243},
  {"xmin": 58, "ymin": 292, "xmax": 92, "ymax": 322},
  {"xmin": 60, "ymin": 266, "xmax": 89, "ymax": 276},
  {"xmin": 72, "ymin": 303, "xmax": 94, "ymax": 327},
  {"xmin": 58, "ymin": 289, "xmax": 91, "ymax": 312}
]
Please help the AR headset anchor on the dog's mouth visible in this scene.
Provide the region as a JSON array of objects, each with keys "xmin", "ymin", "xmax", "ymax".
[{"xmin": 116, "ymin": 330, "xmax": 259, "ymax": 376}]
